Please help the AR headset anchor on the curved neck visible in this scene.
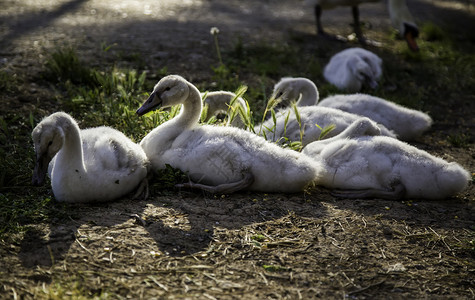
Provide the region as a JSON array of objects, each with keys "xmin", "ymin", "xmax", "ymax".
[
  {"xmin": 55, "ymin": 115, "xmax": 85, "ymax": 171},
  {"xmin": 141, "ymin": 81, "xmax": 204, "ymax": 157},
  {"xmin": 176, "ymin": 81, "xmax": 203, "ymax": 129},
  {"xmin": 296, "ymin": 79, "xmax": 319, "ymax": 106},
  {"xmin": 152, "ymin": 81, "xmax": 203, "ymax": 141}
]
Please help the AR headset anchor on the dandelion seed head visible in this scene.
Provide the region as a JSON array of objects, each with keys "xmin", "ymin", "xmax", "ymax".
[{"xmin": 210, "ymin": 27, "xmax": 220, "ymax": 35}]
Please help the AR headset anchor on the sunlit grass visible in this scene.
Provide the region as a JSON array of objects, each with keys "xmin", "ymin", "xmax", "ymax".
[{"xmin": 30, "ymin": 278, "xmax": 112, "ymax": 300}]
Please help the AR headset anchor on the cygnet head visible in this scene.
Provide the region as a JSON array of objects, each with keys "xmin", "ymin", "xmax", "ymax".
[
  {"xmin": 202, "ymin": 91, "xmax": 239, "ymax": 118},
  {"xmin": 272, "ymin": 77, "xmax": 303, "ymax": 104},
  {"xmin": 31, "ymin": 113, "xmax": 67, "ymax": 186},
  {"xmin": 353, "ymin": 59, "xmax": 379, "ymax": 90},
  {"xmin": 136, "ymin": 75, "xmax": 190, "ymax": 116},
  {"xmin": 272, "ymin": 77, "xmax": 318, "ymax": 106},
  {"xmin": 202, "ymin": 91, "xmax": 248, "ymax": 127},
  {"xmin": 344, "ymin": 117, "xmax": 381, "ymax": 138}
]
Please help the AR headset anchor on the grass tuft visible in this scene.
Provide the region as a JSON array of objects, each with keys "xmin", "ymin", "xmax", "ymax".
[
  {"xmin": 0, "ymin": 70, "xmax": 18, "ymax": 93},
  {"xmin": 447, "ymin": 133, "xmax": 470, "ymax": 148},
  {"xmin": 421, "ymin": 22, "xmax": 447, "ymax": 42},
  {"xmin": 44, "ymin": 47, "xmax": 97, "ymax": 86}
]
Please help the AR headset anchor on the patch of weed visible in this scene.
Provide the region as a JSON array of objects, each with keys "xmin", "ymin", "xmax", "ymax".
[
  {"xmin": 152, "ymin": 164, "xmax": 188, "ymax": 193},
  {"xmin": 42, "ymin": 46, "xmax": 161, "ymax": 141},
  {"xmin": 117, "ymin": 51, "xmax": 147, "ymax": 70},
  {"xmin": 44, "ymin": 47, "xmax": 97, "ymax": 87},
  {"xmin": 0, "ymin": 113, "xmax": 36, "ymax": 189},
  {"xmin": 251, "ymin": 234, "xmax": 266, "ymax": 242},
  {"xmin": 447, "ymin": 133, "xmax": 470, "ymax": 148},
  {"xmin": 0, "ymin": 70, "xmax": 18, "ymax": 93},
  {"xmin": 421, "ymin": 22, "xmax": 447, "ymax": 42},
  {"xmin": 227, "ymin": 40, "xmax": 300, "ymax": 77},
  {"xmin": 0, "ymin": 193, "xmax": 58, "ymax": 238},
  {"xmin": 34, "ymin": 277, "xmax": 111, "ymax": 300},
  {"xmin": 262, "ymin": 264, "xmax": 289, "ymax": 272}
]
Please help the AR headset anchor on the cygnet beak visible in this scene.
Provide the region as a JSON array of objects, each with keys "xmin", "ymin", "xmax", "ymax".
[
  {"xmin": 136, "ymin": 92, "xmax": 162, "ymax": 116},
  {"xmin": 362, "ymin": 74, "xmax": 378, "ymax": 89},
  {"xmin": 367, "ymin": 78, "xmax": 379, "ymax": 89},
  {"xmin": 32, "ymin": 152, "xmax": 51, "ymax": 186}
]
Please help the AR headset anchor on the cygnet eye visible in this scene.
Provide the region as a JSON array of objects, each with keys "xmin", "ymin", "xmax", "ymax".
[
  {"xmin": 48, "ymin": 140, "xmax": 53, "ymax": 146},
  {"xmin": 164, "ymin": 86, "xmax": 171, "ymax": 91},
  {"xmin": 359, "ymin": 71, "xmax": 368, "ymax": 79}
]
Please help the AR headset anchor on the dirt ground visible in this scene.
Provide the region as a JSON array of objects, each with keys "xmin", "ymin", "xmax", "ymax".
[{"xmin": 1, "ymin": 0, "xmax": 474, "ymax": 299}]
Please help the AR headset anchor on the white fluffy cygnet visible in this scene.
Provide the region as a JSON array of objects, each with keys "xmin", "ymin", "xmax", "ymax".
[
  {"xmin": 31, "ymin": 112, "xmax": 149, "ymax": 202},
  {"xmin": 303, "ymin": 118, "xmax": 470, "ymax": 200},
  {"xmin": 136, "ymin": 75, "xmax": 320, "ymax": 194},
  {"xmin": 202, "ymin": 91, "xmax": 248, "ymax": 128},
  {"xmin": 324, "ymin": 47, "xmax": 382, "ymax": 93},
  {"xmin": 273, "ymin": 76, "xmax": 432, "ymax": 141},
  {"xmin": 318, "ymin": 93, "xmax": 433, "ymax": 141}
]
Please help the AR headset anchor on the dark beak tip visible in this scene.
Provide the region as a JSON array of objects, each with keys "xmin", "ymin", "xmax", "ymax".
[
  {"xmin": 136, "ymin": 105, "xmax": 149, "ymax": 116},
  {"xmin": 32, "ymin": 176, "xmax": 44, "ymax": 186},
  {"xmin": 136, "ymin": 93, "xmax": 159, "ymax": 116}
]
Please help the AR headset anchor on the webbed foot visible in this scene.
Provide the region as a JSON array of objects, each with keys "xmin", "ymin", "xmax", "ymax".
[
  {"xmin": 132, "ymin": 177, "xmax": 149, "ymax": 200},
  {"xmin": 176, "ymin": 172, "xmax": 254, "ymax": 194},
  {"xmin": 331, "ymin": 179, "xmax": 406, "ymax": 200}
]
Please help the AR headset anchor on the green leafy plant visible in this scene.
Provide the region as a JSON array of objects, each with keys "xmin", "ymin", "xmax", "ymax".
[{"xmin": 262, "ymin": 264, "xmax": 289, "ymax": 272}]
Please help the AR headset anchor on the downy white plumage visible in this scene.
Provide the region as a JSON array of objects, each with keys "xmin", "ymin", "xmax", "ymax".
[
  {"xmin": 31, "ymin": 112, "xmax": 149, "ymax": 202},
  {"xmin": 323, "ymin": 47, "xmax": 382, "ymax": 92},
  {"xmin": 302, "ymin": 118, "xmax": 470, "ymax": 200},
  {"xmin": 136, "ymin": 75, "xmax": 320, "ymax": 194},
  {"xmin": 260, "ymin": 76, "xmax": 396, "ymax": 146},
  {"xmin": 319, "ymin": 93, "xmax": 432, "ymax": 140},
  {"xmin": 200, "ymin": 78, "xmax": 396, "ymax": 146},
  {"xmin": 202, "ymin": 91, "xmax": 248, "ymax": 128},
  {"xmin": 272, "ymin": 76, "xmax": 432, "ymax": 140}
]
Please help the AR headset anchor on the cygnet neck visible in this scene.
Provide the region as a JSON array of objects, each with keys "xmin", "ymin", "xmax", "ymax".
[
  {"xmin": 296, "ymin": 79, "xmax": 319, "ymax": 106},
  {"xmin": 172, "ymin": 81, "xmax": 203, "ymax": 130},
  {"xmin": 54, "ymin": 114, "xmax": 85, "ymax": 171}
]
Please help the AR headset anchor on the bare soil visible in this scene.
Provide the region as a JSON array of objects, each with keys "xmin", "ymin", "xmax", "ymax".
[{"xmin": 0, "ymin": 0, "xmax": 474, "ymax": 299}]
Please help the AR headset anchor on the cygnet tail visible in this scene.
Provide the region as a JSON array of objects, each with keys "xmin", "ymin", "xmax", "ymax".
[
  {"xmin": 297, "ymin": 153, "xmax": 325, "ymax": 186},
  {"xmin": 436, "ymin": 162, "xmax": 471, "ymax": 199},
  {"xmin": 378, "ymin": 124, "xmax": 398, "ymax": 139},
  {"xmin": 403, "ymin": 113, "xmax": 433, "ymax": 140}
]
